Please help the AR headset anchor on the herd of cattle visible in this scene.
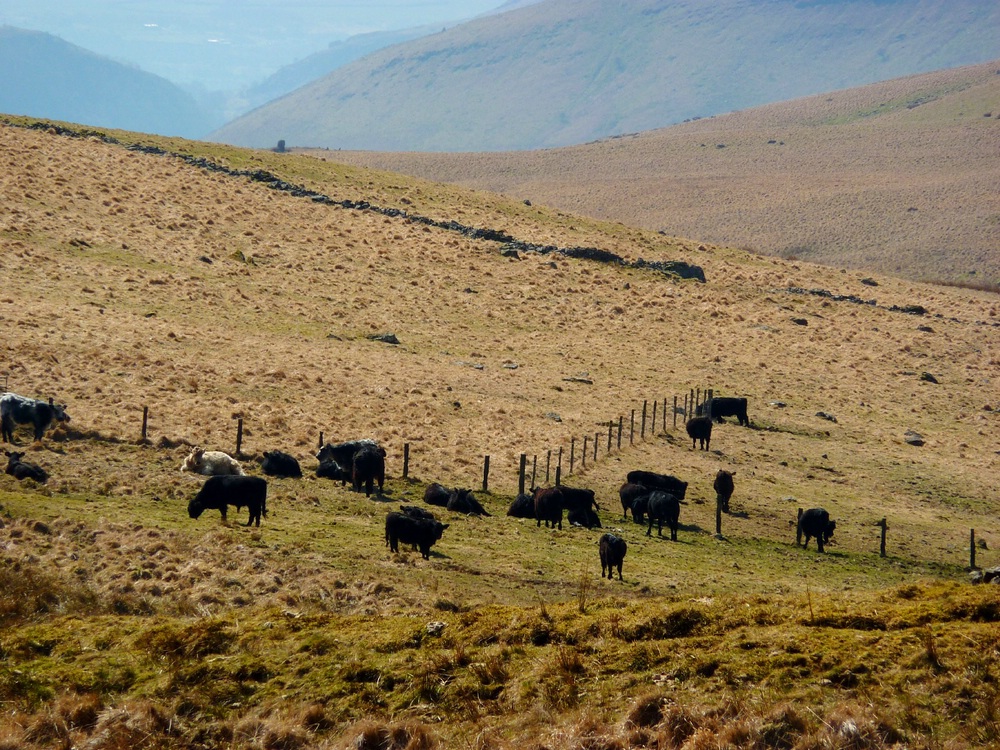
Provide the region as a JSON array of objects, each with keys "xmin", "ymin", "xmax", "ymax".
[{"xmin": 1, "ymin": 391, "xmax": 839, "ymax": 579}]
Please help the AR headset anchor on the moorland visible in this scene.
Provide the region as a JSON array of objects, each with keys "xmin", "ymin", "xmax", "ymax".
[
  {"xmin": 324, "ymin": 60, "xmax": 1000, "ymax": 288},
  {"xmin": 0, "ymin": 115, "xmax": 998, "ymax": 749}
]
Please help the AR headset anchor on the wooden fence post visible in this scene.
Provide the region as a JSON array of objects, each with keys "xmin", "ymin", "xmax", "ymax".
[
  {"xmin": 651, "ymin": 400, "xmax": 658, "ymax": 435},
  {"xmin": 607, "ymin": 422, "xmax": 613, "ymax": 452},
  {"xmin": 641, "ymin": 401, "xmax": 648, "ymax": 439},
  {"xmin": 235, "ymin": 418, "xmax": 243, "ymax": 456},
  {"xmin": 971, "ymin": 529, "xmax": 978, "ymax": 570},
  {"xmin": 795, "ymin": 508, "xmax": 803, "ymax": 546},
  {"xmin": 630, "ymin": 410, "xmax": 635, "ymax": 445},
  {"xmin": 594, "ymin": 432, "xmax": 599, "ymax": 462},
  {"xmin": 518, "ymin": 453, "xmax": 527, "ymax": 495},
  {"xmin": 546, "ymin": 450, "xmax": 552, "ymax": 484},
  {"xmin": 617, "ymin": 417, "xmax": 623, "ymax": 450},
  {"xmin": 582, "ymin": 436, "xmax": 588, "ymax": 469},
  {"xmin": 716, "ymin": 499, "xmax": 723, "ymax": 536},
  {"xmin": 141, "ymin": 406, "xmax": 149, "ymax": 443},
  {"xmin": 673, "ymin": 396, "xmax": 679, "ymax": 428},
  {"xmin": 879, "ymin": 518, "xmax": 887, "ymax": 557},
  {"xmin": 570, "ymin": 438, "xmax": 576, "ymax": 474},
  {"xmin": 531, "ymin": 455, "xmax": 537, "ymax": 489},
  {"xmin": 402, "ymin": 443, "xmax": 410, "ymax": 479},
  {"xmin": 662, "ymin": 398, "xmax": 667, "ymax": 431},
  {"xmin": 556, "ymin": 448, "xmax": 563, "ymax": 487},
  {"xmin": 482, "ymin": 455, "xmax": 490, "ymax": 493}
]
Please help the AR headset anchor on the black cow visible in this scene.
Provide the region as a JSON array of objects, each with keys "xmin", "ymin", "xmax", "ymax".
[
  {"xmin": 630, "ymin": 492, "xmax": 651, "ymax": 525},
  {"xmin": 625, "ymin": 471, "xmax": 688, "ymax": 500},
  {"xmin": 261, "ymin": 450, "xmax": 302, "ymax": 478},
  {"xmin": 533, "ymin": 486, "xmax": 564, "ymax": 529},
  {"xmin": 599, "ymin": 533, "xmax": 627, "ymax": 580},
  {"xmin": 507, "ymin": 492, "xmax": 535, "ymax": 518},
  {"xmin": 568, "ymin": 506, "xmax": 602, "ymax": 529},
  {"xmin": 4, "ymin": 450, "xmax": 48, "ymax": 483},
  {"xmin": 385, "ymin": 511, "xmax": 448, "ymax": 559},
  {"xmin": 399, "ymin": 505, "xmax": 437, "ymax": 522},
  {"xmin": 352, "ymin": 444, "xmax": 386, "ymax": 497},
  {"xmin": 618, "ymin": 482, "xmax": 649, "ymax": 521},
  {"xmin": 560, "ymin": 486, "xmax": 600, "ymax": 513},
  {"xmin": 798, "ymin": 508, "xmax": 836, "ymax": 552},
  {"xmin": 714, "ymin": 469, "xmax": 736, "ymax": 513},
  {"xmin": 315, "ymin": 439, "xmax": 381, "ymax": 485},
  {"xmin": 697, "ymin": 397, "xmax": 749, "ymax": 426},
  {"xmin": 316, "ymin": 459, "xmax": 349, "ymax": 481},
  {"xmin": 686, "ymin": 416, "xmax": 713, "ymax": 450},
  {"xmin": 424, "ymin": 482, "xmax": 452, "ymax": 507},
  {"xmin": 447, "ymin": 488, "xmax": 490, "ymax": 516},
  {"xmin": 646, "ymin": 491, "xmax": 680, "ymax": 540},
  {"xmin": 188, "ymin": 475, "xmax": 268, "ymax": 527},
  {"xmin": 0, "ymin": 393, "xmax": 70, "ymax": 443}
]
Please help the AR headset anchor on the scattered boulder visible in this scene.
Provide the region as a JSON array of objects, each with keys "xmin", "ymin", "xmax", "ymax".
[
  {"xmin": 369, "ymin": 333, "xmax": 400, "ymax": 345},
  {"xmin": 904, "ymin": 430, "xmax": 925, "ymax": 446},
  {"xmin": 920, "ymin": 372, "xmax": 939, "ymax": 383},
  {"xmin": 815, "ymin": 412, "xmax": 838, "ymax": 423},
  {"xmin": 791, "ymin": 317, "xmax": 808, "ymax": 326}
]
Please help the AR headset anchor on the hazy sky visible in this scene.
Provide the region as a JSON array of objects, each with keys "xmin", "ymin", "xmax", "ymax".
[{"xmin": 0, "ymin": 1, "xmax": 508, "ymax": 91}]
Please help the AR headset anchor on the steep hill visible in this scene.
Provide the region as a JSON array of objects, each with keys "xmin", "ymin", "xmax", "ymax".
[
  {"xmin": 0, "ymin": 26, "xmax": 213, "ymax": 138},
  {"xmin": 0, "ymin": 117, "xmax": 998, "ymax": 749},
  {"xmin": 211, "ymin": 0, "xmax": 1000, "ymax": 151},
  {"xmin": 322, "ymin": 60, "xmax": 1000, "ymax": 286}
]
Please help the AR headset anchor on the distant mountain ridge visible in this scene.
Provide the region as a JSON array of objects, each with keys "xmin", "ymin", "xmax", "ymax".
[
  {"xmin": 0, "ymin": 26, "xmax": 212, "ymax": 138},
  {"xmin": 211, "ymin": 0, "xmax": 1000, "ymax": 152}
]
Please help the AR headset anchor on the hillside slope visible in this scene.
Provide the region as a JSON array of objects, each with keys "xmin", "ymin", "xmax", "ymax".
[
  {"xmin": 323, "ymin": 60, "xmax": 1000, "ymax": 285},
  {"xmin": 211, "ymin": 0, "xmax": 1000, "ymax": 151},
  {"xmin": 0, "ymin": 26, "xmax": 213, "ymax": 138},
  {"xmin": 0, "ymin": 118, "xmax": 998, "ymax": 748}
]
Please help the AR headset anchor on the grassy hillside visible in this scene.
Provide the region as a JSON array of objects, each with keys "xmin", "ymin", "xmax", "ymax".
[
  {"xmin": 210, "ymin": 0, "xmax": 1000, "ymax": 152},
  {"xmin": 323, "ymin": 60, "xmax": 1000, "ymax": 287},
  {"xmin": 0, "ymin": 117, "xmax": 998, "ymax": 748}
]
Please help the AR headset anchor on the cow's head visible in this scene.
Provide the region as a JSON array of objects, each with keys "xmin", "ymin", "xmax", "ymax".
[
  {"xmin": 48, "ymin": 398, "xmax": 70, "ymax": 424},
  {"xmin": 187, "ymin": 496, "xmax": 206, "ymax": 519},
  {"xmin": 823, "ymin": 520, "xmax": 837, "ymax": 543}
]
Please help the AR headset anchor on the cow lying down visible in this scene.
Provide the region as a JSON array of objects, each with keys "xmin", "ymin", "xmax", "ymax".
[
  {"xmin": 188, "ymin": 475, "xmax": 268, "ymax": 527},
  {"xmin": 180, "ymin": 446, "xmax": 245, "ymax": 476},
  {"xmin": 5, "ymin": 450, "xmax": 48, "ymax": 483}
]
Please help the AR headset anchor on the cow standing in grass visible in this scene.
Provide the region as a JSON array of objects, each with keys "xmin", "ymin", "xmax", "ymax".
[
  {"xmin": 599, "ymin": 533, "xmax": 627, "ymax": 580},
  {"xmin": 188, "ymin": 475, "xmax": 268, "ymax": 527},
  {"xmin": 1, "ymin": 393, "xmax": 70, "ymax": 443}
]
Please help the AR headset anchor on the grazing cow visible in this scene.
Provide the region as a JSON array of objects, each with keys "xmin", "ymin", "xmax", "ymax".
[
  {"xmin": 0, "ymin": 393, "xmax": 70, "ymax": 443},
  {"xmin": 4, "ymin": 450, "xmax": 48, "ymax": 483},
  {"xmin": 385, "ymin": 511, "xmax": 448, "ymax": 559},
  {"xmin": 798, "ymin": 508, "xmax": 836, "ymax": 552},
  {"xmin": 188, "ymin": 475, "xmax": 268, "ymax": 527},
  {"xmin": 630, "ymin": 492, "xmax": 651, "ymax": 525},
  {"xmin": 619, "ymin": 482, "xmax": 649, "ymax": 521},
  {"xmin": 685, "ymin": 416, "xmax": 713, "ymax": 450},
  {"xmin": 533, "ymin": 486, "xmax": 564, "ymax": 529},
  {"xmin": 261, "ymin": 450, "xmax": 302, "ymax": 478},
  {"xmin": 646, "ymin": 491, "xmax": 681, "ymax": 540},
  {"xmin": 316, "ymin": 439, "xmax": 382, "ymax": 485},
  {"xmin": 180, "ymin": 447, "xmax": 245, "ymax": 476},
  {"xmin": 599, "ymin": 533, "xmax": 627, "ymax": 580},
  {"xmin": 352, "ymin": 444, "xmax": 386, "ymax": 497},
  {"xmin": 316, "ymin": 459, "xmax": 349, "ymax": 481},
  {"xmin": 507, "ymin": 492, "xmax": 535, "ymax": 518},
  {"xmin": 714, "ymin": 470, "xmax": 736, "ymax": 513},
  {"xmin": 424, "ymin": 482, "xmax": 452, "ymax": 507},
  {"xmin": 697, "ymin": 397, "xmax": 750, "ymax": 426},
  {"xmin": 446, "ymin": 488, "xmax": 490, "ymax": 516},
  {"xmin": 625, "ymin": 471, "xmax": 688, "ymax": 500}
]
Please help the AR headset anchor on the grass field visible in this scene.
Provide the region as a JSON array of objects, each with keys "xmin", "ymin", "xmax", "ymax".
[{"xmin": 0, "ymin": 116, "xmax": 998, "ymax": 748}]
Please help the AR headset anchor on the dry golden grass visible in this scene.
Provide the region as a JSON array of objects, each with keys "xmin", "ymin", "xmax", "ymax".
[
  {"xmin": 321, "ymin": 59, "xmax": 1000, "ymax": 286},
  {"xmin": 0, "ymin": 117, "xmax": 999, "ymax": 749}
]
